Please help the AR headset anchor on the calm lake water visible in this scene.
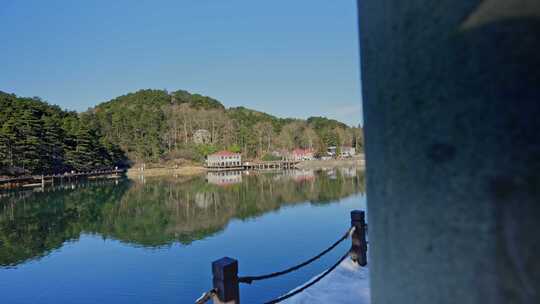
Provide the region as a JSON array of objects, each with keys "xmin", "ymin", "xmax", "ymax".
[{"xmin": 0, "ymin": 169, "xmax": 366, "ymax": 304}]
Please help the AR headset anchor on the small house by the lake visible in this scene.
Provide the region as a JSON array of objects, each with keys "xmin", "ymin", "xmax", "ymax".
[
  {"xmin": 340, "ymin": 146, "xmax": 356, "ymax": 158},
  {"xmin": 206, "ymin": 151, "xmax": 242, "ymax": 169},
  {"xmin": 327, "ymin": 146, "xmax": 356, "ymax": 158},
  {"xmin": 327, "ymin": 146, "xmax": 337, "ymax": 157},
  {"xmin": 290, "ymin": 148, "xmax": 315, "ymax": 161}
]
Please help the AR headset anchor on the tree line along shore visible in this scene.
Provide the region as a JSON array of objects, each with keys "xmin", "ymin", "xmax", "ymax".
[{"xmin": 0, "ymin": 89, "xmax": 363, "ymax": 177}]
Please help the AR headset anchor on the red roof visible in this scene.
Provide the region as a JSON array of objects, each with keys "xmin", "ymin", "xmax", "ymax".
[
  {"xmin": 211, "ymin": 150, "xmax": 240, "ymax": 157},
  {"xmin": 292, "ymin": 148, "xmax": 314, "ymax": 155}
]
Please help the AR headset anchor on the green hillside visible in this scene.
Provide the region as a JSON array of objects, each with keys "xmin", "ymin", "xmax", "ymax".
[{"xmin": 0, "ymin": 89, "xmax": 363, "ymax": 175}]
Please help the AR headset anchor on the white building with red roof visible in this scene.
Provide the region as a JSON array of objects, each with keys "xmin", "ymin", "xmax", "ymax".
[
  {"xmin": 205, "ymin": 151, "xmax": 242, "ymax": 168},
  {"xmin": 290, "ymin": 148, "xmax": 315, "ymax": 161}
]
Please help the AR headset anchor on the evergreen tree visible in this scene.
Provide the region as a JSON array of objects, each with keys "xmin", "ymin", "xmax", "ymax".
[
  {"xmin": 18, "ymin": 109, "xmax": 42, "ymax": 172},
  {"xmin": 0, "ymin": 92, "xmax": 127, "ymax": 176},
  {"xmin": 41, "ymin": 115, "xmax": 65, "ymax": 173},
  {"xmin": 0, "ymin": 118, "xmax": 18, "ymax": 168}
]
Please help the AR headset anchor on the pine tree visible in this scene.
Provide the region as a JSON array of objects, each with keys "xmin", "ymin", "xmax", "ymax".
[
  {"xmin": 18, "ymin": 109, "xmax": 42, "ymax": 173},
  {"xmin": 41, "ymin": 115, "xmax": 65, "ymax": 173},
  {"xmin": 0, "ymin": 92, "xmax": 128, "ymax": 176},
  {"xmin": 0, "ymin": 118, "xmax": 18, "ymax": 168}
]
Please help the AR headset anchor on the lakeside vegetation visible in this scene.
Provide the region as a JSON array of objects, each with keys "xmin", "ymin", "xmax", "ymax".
[{"xmin": 1, "ymin": 89, "xmax": 363, "ymax": 176}]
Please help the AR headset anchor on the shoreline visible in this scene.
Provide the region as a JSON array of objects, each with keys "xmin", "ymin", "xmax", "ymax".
[
  {"xmin": 127, "ymin": 158, "xmax": 365, "ymax": 179},
  {"xmin": 296, "ymin": 158, "xmax": 365, "ymax": 170},
  {"xmin": 126, "ymin": 166, "xmax": 207, "ymax": 178}
]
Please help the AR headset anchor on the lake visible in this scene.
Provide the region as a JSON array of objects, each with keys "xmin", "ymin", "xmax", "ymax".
[{"xmin": 0, "ymin": 168, "xmax": 366, "ymax": 304}]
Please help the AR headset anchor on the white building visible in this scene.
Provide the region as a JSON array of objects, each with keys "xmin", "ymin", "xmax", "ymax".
[
  {"xmin": 327, "ymin": 146, "xmax": 356, "ymax": 158},
  {"xmin": 327, "ymin": 146, "xmax": 337, "ymax": 157},
  {"xmin": 193, "ymin": 129, "xmax": 211, "ymax": 144},
  {"xmin": 205, "ymin": 151, "xmax": 242, "ymax": 168},
  {"xmin": 340, "ymin": 146, "xmax": 356, "ymax": 158},
  {"xmin": 290, "ymin": 149, "xmax": 315, "ymax": 161}
]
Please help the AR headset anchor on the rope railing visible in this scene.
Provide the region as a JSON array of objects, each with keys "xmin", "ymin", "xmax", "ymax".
[
  {"xmin": 196, "ymin": 210, "xmax": 368, "ymax": 304},
  {"xmin": 195, "ymin": 288, "xmax": 216, "ymax": 304},
  {"xmin": 238, "ymin": 226, "xmax": 355, "ymax": 285},
  {"xmin": 263, "ymin": 250, "xmax": 351, "ymax": 304}
]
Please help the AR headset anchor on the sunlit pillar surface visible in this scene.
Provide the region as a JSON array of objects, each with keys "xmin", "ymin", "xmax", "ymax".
[{"xmin": 358, "ymin": 1, "xmax": 540, "ymax": 303}]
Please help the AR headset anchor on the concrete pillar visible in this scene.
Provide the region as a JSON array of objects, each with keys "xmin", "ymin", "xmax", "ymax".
[{"xmin": 358, "ymin": 1, "xmax": 540, "ymax": 304}]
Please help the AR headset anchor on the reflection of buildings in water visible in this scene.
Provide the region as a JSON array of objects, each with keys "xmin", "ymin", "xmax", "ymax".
[
  {"xmin": 206, "ymin": 171, "xmax": 242, "ymax": 186},
  {"xmin": 195, "ymin": 192, "xmax": 213, "ymax": 209},
  {"xmin": 291, "ymin": 169, "xmax": 316, "ymax": 182},
  {"xmin": 326, "ymin": 169, "xmax": 337, "ymax": 179},
  {"xmin": 272, "ymin": 170, "xmax": 291, "ymax": 181},
  {"xmin": 0, "ymin": 169, "xmax": 366, "ymax": 266},
  {"xmin": 0, "ymin": 190, "xmax": 33, "ymax": 204},
  {"xmin": 341, "ymin": 167, "xmax": 357, "ymax": 178},
  {"xmin": 270, "ymin": 169, "xmax": 316, "ymax": 182}
]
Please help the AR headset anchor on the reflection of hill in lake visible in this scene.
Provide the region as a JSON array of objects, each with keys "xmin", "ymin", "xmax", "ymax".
[
  {"xmin": 0, "ymin": 180, "xmax": 129, "ymax": 267},
  {"xmin": 0, "ymin": 170, "xmax": 364, "ymax": 266}
]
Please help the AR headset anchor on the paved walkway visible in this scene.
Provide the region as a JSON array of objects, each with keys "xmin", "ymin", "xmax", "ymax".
[{"xmin": 284, "ymin": 259, "xmax": 370, "ymax": 304}]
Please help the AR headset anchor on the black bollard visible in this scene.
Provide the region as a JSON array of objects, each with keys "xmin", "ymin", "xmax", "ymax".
[
  {"xmin": 350, "ymin": 210, "xmax": 367, "ymax": 266},
  {"xmin": 212, "ymin": 257, "xmax": 240, "ymax": 304}
]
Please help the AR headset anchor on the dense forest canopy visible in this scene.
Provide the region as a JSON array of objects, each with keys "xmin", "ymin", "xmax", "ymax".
[
  {"xmin": 0, "ymin": 89, "xmax": 363, "ymax": 175},
  {"xmin": 0, "ymin": 91, "xmax": 126, "ymax": 175},
  {"xmin": 91, "ymin": 89, "xmax": 363, "ymax": 163}
]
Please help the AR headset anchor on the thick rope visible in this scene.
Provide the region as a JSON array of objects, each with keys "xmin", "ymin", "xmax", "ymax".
[
  {"xmin": 263, "ymin": 251, "xmax": 350, "ymax": 304},
  {"xmin": 238, "ymin": 227, "xmax": 354, "ymax": 284},
  {"xmin": 194, "ymin": 288, "xmax": 216, "ymax": 304}
]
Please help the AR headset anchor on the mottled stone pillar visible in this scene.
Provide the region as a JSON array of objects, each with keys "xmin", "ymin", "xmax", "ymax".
[{"xmin": 358, "ymin": 1, "xmax": 540, "ymax": 303}]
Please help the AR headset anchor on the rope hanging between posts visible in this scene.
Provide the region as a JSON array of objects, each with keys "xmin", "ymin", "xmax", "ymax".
[
  {"xmin": 198, "ymin": 210, "xmax": 368, "ymax": 304},
  {"xmin": 194, "ymin": 288, "xmax": 216, "ymax": 304},
  {"xmin": 238, "ymin": 226, "xmax": 355, "ymax": 284},
  {"xmin": 263, "ymin": 250, "xmax": 351, "ymax": 304}
]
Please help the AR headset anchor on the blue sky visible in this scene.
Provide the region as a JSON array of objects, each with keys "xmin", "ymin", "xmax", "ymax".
[{"xmin": 0, "ymin": 0, "xmax": 362, "ymax": 126}]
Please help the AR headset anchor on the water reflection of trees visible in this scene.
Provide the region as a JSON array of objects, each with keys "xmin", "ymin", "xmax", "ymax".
[
  {"xmin": 0, "ymin": 169, "xmax": 365, "ymax": 266},
  {"xmin": 0, "ymin": 180, "xmax": 129, "ymax": 267}
]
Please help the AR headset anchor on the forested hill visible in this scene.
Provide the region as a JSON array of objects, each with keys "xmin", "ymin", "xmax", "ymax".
[
  {"xmin": 90, "ymin": 89, "xmax": 363, "ymax": 163},
  {"xmin": 0, "ymin": 89, "xmax": 362, "ymax": 175},
  {"xmin": 0, "ymin": 91, "xmax": 126, "ymax": 176}
]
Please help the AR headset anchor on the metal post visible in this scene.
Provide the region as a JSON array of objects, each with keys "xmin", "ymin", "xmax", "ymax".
[
  {"xmin": 350, "ymin": 210, "xmax": 367, "ymax": 266},
  {"xmin": 212, "ymin": 257, "xmax": 240, "ymax": 304}
]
